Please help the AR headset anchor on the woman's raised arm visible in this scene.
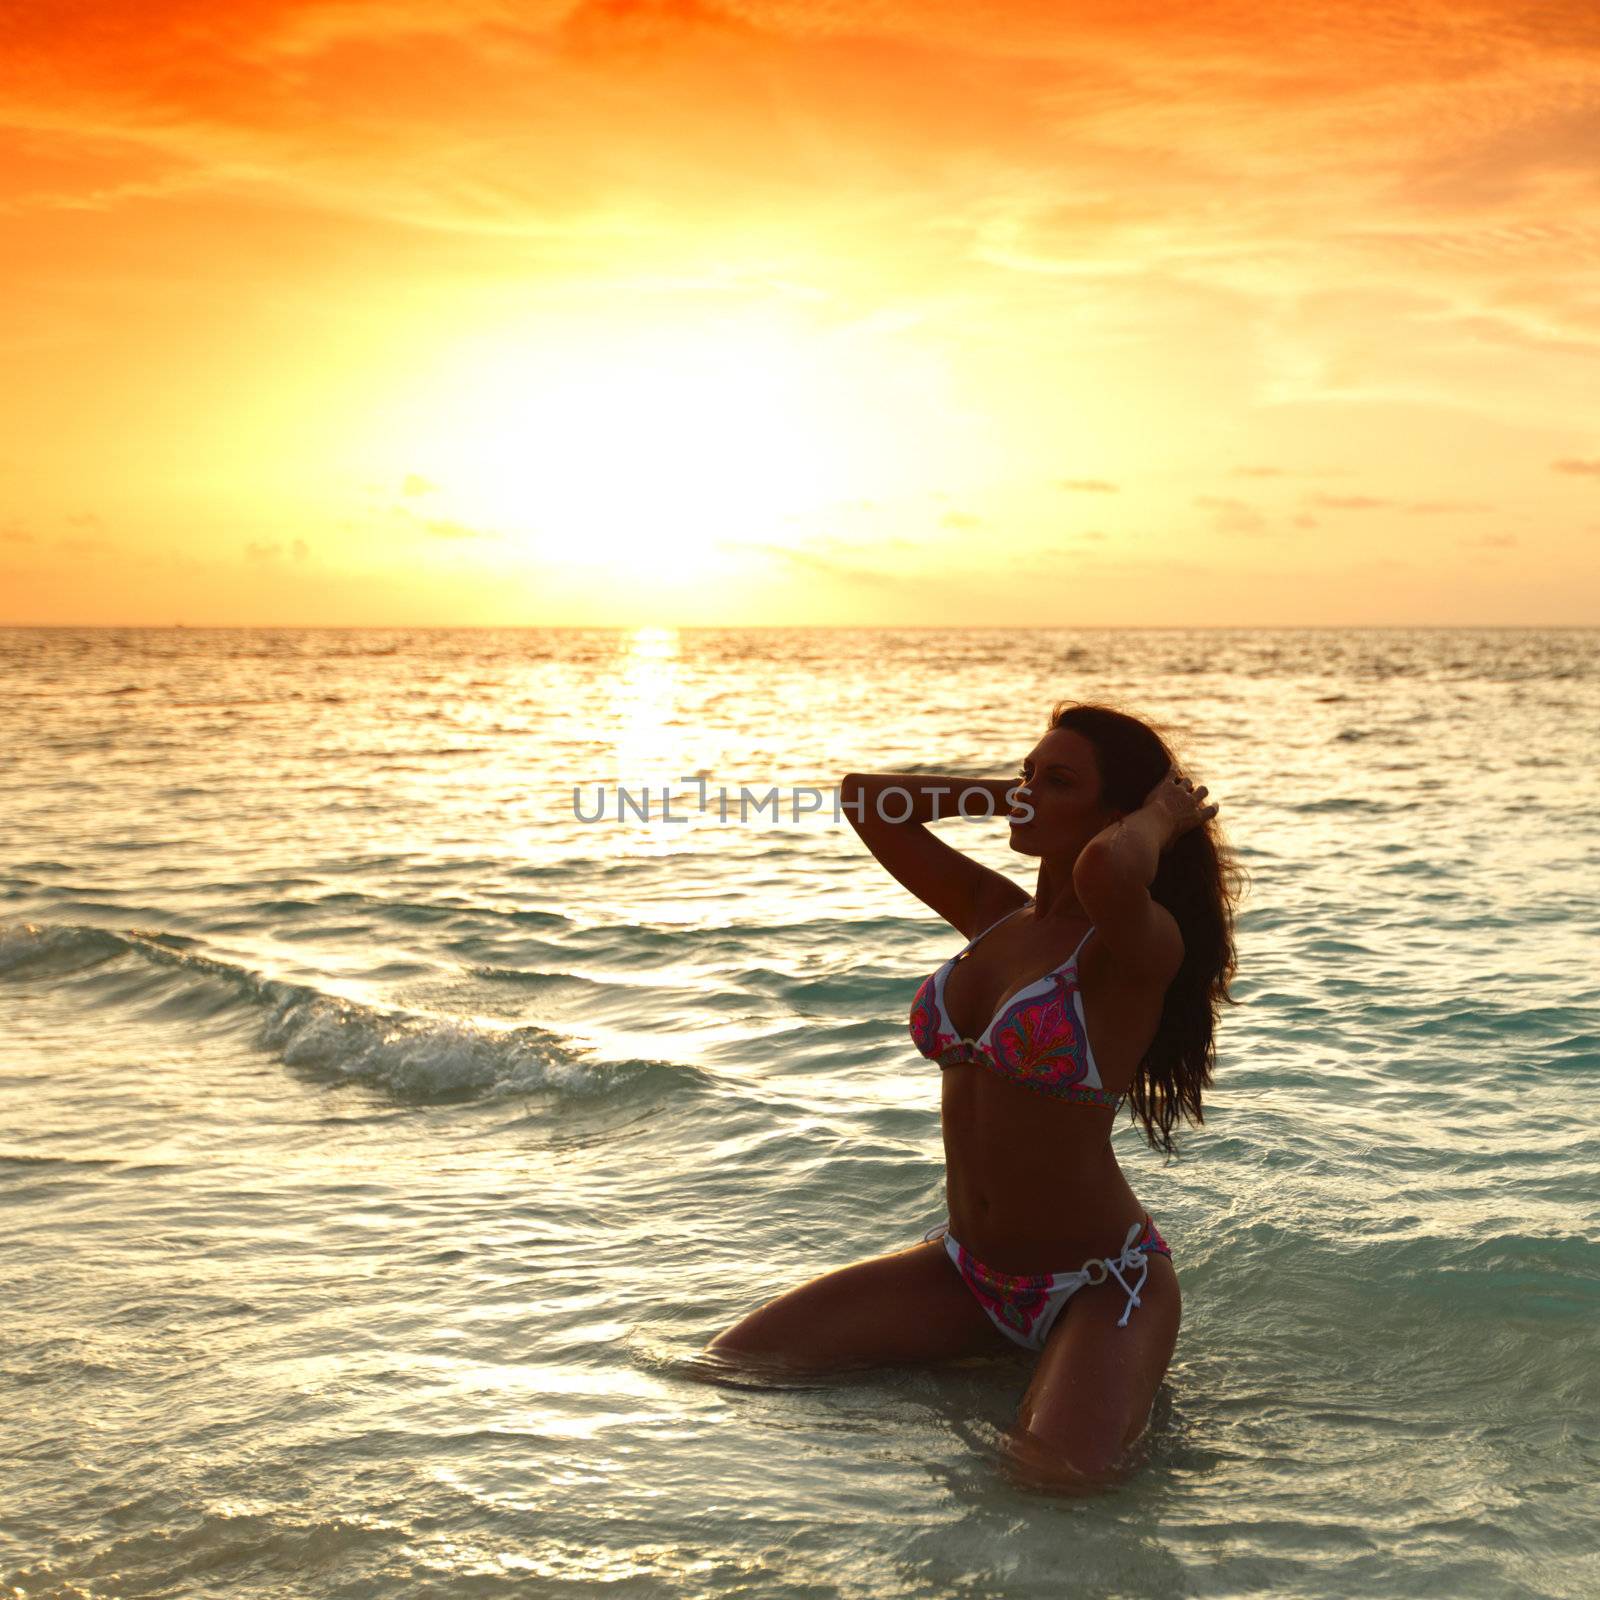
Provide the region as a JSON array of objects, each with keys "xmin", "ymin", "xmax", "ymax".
[{"xmin": 838, "ymin": 772, "xmax": 1030, "ymax": 939}]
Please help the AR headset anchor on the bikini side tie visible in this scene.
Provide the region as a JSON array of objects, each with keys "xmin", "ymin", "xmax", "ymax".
[{"xmin": 1096, "ymin": 1220, "xmax": 1154, "ymax": 1328}]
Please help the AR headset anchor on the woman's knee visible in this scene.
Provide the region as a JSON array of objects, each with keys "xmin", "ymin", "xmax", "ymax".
[
  {"xmin": 701, "ymin": 1241, "xmax": 989, "ymax": 1371},
  {"xmin": 703, "ymin": 1298, "xmax": 792, "ymax": 1362},
  {"xmin": 998, "ymin": 1423, "xmax": 1134, "ymax": 1495},
  {"xmin": 701, "ymin": 1268, "xmax": 855, "ymax": 1367},
  {"xmin": 702, "ymin": 1305, "xmax": 869, "ymax": 1377}
]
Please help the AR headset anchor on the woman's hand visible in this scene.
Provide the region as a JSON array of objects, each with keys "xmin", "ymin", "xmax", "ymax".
[{"xmin": 1141, "ymin": 766, "xmax": 1219, "ymax": 847}]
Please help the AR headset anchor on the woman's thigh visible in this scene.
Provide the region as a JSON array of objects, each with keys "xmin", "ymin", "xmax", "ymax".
[
  {"xmin": 1007, "ymin": 1252, "xmax": 1182, "ymax": 1483},
  {"xmin": 703, "ymin": 1236, "xmax": 1013, "ymax": 1372}
]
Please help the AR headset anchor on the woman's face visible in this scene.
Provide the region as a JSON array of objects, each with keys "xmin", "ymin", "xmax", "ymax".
[{"xmin": 1006, "ymin": 727, "xmax": 1124, "ymax": 858}]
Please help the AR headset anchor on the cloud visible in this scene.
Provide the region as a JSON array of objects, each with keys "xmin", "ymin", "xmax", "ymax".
[
  {"xmin": 1194, "ymin": 494, "xmax": 1268, "ymax": 535},
  {"xmin": 744, "ymin": 540, "xmax": 899, "ymax": 586},
  {"xmin": 385, "ymin": 502, "xmax": 500, "ymax": 539},
  {"xmin": 1458, "ymin": 532, "xmax": 1518, "ymax": 547},
  {"xmin": 1057, "ymin": 478, "xmax": 1119, "ymax": 493},
  {"xmin": 1307, "ymin": 493, "xmax": 1394, "ymax": 510},
  {"xmin": 1553, "ymin": 458, "xmax": 1600, "ymax": 477},
  {"xmin": 1, "ymin": 525, "xmax": 35, "ymax": 544},
  {"xmin": 556, "ymin": 0, "xmax": 763, "ymax": 65},
  {"xmin": 4, "ymin": 0, "xmax": 1592, "ymax": 365},
  {"xmin": 940, "ymin": 510, "xmax": 982, "ymax": 528},
  {"xmin": 401, "ymin": 473, "xmax": 439, "ymax": 496},
  {"xmin": 243, "ymin": 537, "xmax": 310, "ymax": 561}
]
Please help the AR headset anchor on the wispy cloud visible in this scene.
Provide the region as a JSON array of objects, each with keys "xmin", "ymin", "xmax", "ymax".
[
  {"xmin": 1308, "ymin": 494, "xmax": 1395, "ymax": 511},
  {"xmin": 1194, "ymin": 495, "xmax": 1268, "ymax": 535},
  {"xmin": 743, "ymin": 540, "xmax": 900, "ymax": 587},
  {"xmin": 244, "ymin": 538, "xmax": 312, "ymax": 562}
]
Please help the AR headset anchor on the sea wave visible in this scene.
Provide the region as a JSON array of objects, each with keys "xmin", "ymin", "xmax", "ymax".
[{"xmin": 0, "ymin": 921, "xmax": 706, "ymax": 1106}]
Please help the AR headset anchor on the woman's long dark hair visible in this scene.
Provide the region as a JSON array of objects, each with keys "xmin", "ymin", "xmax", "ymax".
[{"xmin": 1050, "ymin": 700, "xmax": 1244, "ymax": 1157}]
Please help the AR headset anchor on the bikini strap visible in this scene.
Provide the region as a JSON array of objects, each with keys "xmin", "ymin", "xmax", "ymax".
[{"xmin": 957, "ymin": 902, "xmax": 1026, "ymax": 954}]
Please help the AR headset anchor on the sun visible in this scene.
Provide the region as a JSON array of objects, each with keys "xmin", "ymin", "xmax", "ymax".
[{"xmin": 369, "ymin": 313, "xmax": 879, "ymax": 585}]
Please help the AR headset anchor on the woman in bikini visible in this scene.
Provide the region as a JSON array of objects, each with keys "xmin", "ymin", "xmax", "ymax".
[{"xmin": 704, "ymin": 701, "xmax": 1240, "ymax": 1491}]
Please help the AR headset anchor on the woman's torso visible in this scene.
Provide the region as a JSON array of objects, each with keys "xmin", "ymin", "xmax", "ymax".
[{"xmin": 925, "ymin": 901, "xmax": 1170, "ymax": 1269}]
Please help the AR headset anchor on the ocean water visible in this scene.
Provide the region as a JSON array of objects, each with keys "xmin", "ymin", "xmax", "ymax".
[{"xmin": 2, "ymin": 624, "xmax": 1597, "ymax": 1600}]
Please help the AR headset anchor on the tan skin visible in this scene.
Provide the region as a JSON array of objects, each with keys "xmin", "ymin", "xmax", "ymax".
[{"xmin": 701, "ymin": 728, "xmax": 1219, "ymax": 1494}]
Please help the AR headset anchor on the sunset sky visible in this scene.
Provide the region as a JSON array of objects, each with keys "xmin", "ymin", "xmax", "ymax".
[{"xmin": 3, "ymin": 0, "xmax": 1598, "ymax": 626}]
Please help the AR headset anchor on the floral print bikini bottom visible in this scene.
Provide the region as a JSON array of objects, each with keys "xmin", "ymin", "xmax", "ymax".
[{"xmin": 922, "ymin": 1214, "xmax": 1171, "ymax": 1352}]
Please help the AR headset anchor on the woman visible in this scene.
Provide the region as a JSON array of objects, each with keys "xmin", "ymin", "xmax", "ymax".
[{"xmin": 704, "ymin": 701, "xmax": 1239, "ymax": 1490}]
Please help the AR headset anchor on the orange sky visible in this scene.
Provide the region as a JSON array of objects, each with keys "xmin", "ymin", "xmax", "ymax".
[{"xmin": 3, "ymin": 0, "xmax": 1598, "ymax": 626}]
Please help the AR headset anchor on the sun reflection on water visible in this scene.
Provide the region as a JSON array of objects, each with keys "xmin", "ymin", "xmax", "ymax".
[{"xmin": 603, "ymin": 627, "xmax": 702, "ymax": 861}]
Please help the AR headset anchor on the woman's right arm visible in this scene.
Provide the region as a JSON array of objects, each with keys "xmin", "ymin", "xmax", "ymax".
[
  {"xmin": 838, "ymin": 772, "xmax": 1031, "ymax": 939},
  {"xmin": 839, "ymin": 772, "xmax": 1016, "ymax": 827}
]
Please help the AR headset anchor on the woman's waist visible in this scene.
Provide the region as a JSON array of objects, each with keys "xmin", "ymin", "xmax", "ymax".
[
  {"xmin": 940, "ymin": 1091, "xmax": 1124, "ymax": 1179},
  {"xmin": 941, "ymin": 1154, "xmax": 1145, "ymax": 1269},
  {"xmin": 938, "ymin": 1205, "xmax": 1157, "ymax": 1273}
]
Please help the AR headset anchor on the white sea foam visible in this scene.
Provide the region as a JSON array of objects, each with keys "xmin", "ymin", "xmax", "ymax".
[{"xmin": 0, "ymin": 920, "xmax": 697, "ymax": 1103}]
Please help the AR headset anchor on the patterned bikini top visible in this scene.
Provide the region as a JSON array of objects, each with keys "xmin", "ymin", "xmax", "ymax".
[{"xmin": 908, "ymin": 904, "xmax": 1125, "ymax": 1111}]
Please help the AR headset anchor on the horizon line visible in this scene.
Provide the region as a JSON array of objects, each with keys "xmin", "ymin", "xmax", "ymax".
[{"xmin": 1, "ymin": 621, "xmax": 1596, "ymax": 633}]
